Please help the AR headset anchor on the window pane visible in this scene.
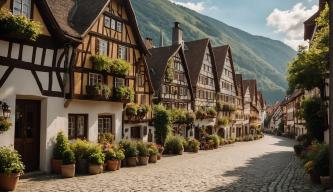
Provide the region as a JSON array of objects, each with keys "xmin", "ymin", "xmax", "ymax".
[
  {"xmin": 111, "ymin": 19, "xmax": 116, "ymax": 30},
  {"xmin": 104, "ymin": 16, "xmax": 111, "ymax": 28},
  {"xmin": 77, "ymin": 116, "xmax": 85, "ymax": 137},
  {"xmin": 99, "ymin": 39, "xmax": 108, "ymax": 55}
]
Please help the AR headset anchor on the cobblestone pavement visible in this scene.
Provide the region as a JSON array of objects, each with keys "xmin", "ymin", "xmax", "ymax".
[{"xmin": 17, "ymin": 135, "xmax": 325, "ymax": 192}]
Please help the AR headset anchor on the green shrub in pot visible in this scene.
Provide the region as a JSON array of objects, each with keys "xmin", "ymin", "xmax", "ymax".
[{"xmin": 164, "ymin": 136, "xmax": 184, "ymax": 155}]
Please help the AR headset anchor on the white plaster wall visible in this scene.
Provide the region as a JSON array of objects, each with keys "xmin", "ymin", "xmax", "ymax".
[{"xmin": 123, "ymin": 122, "xmax": 152, "ymax": 142}]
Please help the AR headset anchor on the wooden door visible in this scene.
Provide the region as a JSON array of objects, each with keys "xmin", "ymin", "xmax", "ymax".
[{"xmin": 14, "ymin": 100, "xmax": 41, "ymax": 172}]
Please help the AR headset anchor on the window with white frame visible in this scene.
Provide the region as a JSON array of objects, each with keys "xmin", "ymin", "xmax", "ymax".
[
  {"xmin": 99, "ymin": 39, "xmax": 108, "ymax": 55},
  {"xmin": 89, "ymin": 73, "xmax": 103, "ymax": 86},
  {"xmin": 115, "ymin": 77, "xmax": 125, "ymax": 87},
  {"xmin": 118, "ymin": 45, "xmax": 127, "ymax": 60},
  {"xmin": 13, "ymin": 0, "xmax": 31, "ymax": 18},
  {"xmin": 104, "ymin": 16, "xmax": 111, "ymax": 28},
  {"xmin": 111, "ymin": 19, "xmax": 116, "ymax": 30},
  {"xmin": 98, "ymin": 115, "xmax": 112, "ymax": 134}
]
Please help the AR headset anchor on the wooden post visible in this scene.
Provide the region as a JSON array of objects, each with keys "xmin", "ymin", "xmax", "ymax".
[{"xmin": 329, "ymin": 0, "xmax": 333, "ymax": 187}]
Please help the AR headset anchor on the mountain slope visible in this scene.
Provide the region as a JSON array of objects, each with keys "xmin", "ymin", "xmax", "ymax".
[{"xmin": 131, "ymin": 0, "xmax": 296, "ymax": 104}]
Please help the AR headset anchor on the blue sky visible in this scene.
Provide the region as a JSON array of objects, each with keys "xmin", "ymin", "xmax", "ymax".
[{"xmin": 169, "ymin": 0, "xmax": 319, "ymax": 50}]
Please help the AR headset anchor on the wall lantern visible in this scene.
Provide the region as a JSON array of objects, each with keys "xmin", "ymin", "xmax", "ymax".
[{"xmin": 0, "ymin": 101, "xmax": 11, "ymax": 118}]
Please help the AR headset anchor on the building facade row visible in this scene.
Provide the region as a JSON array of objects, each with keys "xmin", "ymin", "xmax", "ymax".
[{"xmin": 0, "ymin": 0, "xmax": 266, "ymax": 172}]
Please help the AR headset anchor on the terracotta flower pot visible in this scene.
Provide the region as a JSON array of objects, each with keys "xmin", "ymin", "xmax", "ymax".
[
  {"xmin": 149, "ymin": 155, "xmax": 157, "ymax": 163},
  {"xmin": 76, "ymin": 159, "xmax": 88, "ymax": 174},
  {"xmin": 107, "ymin": 160, "xmax": 118, "ymax": 171},
  {"xmin": 88, "ymin": 164, "xmax": 103, "ymax": 175},
  {"xmin": 51, "ymin": 159, "xmax": 62, "ymax": 174},
  {"xmin": 310, "ymin": 172, "xmax": 321, "ymax": 184},
  {"xmin": 127, "ymin": 157, "xmax": 137, "ymax": 167},
  {"xmin": 61, "ymin": 164, "xmax": 75, "ymax": 178},
  {"xmin": 0, "ymin": 173, "xmax": 20, "ymax": 191},
  {"xmin": 157, "ymin": 154, "xmax": 161, "ymax": 160},
  {"xmin": 138, "ymin": 156, "xmax": 148, "ymax": 165},
  {"xmin": 121, "ymin": 159, "xmax": 127, "ymax": 167}
]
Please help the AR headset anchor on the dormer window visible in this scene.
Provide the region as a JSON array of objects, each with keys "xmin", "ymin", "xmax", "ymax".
[{"xmin": 13, "ymin": 0, "xmax": 31, "ymax": 18}]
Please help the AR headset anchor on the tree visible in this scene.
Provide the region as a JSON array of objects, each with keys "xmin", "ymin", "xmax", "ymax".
[
  {"xmin": 287, "ymin": 4, "xmax": 329, "ymax": 98},
  {"xmin": 301, "ymin": 97, "xmax": 326, "ymax": 142},
  {"xmin": 153, "ymin": 105, "xmax": 172, "ymax": 144}
]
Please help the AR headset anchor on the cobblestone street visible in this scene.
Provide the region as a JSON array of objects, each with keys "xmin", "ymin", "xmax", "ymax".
[{"xmin": 17, "ymin": 135, "xmax": 324, "ymax": 192}]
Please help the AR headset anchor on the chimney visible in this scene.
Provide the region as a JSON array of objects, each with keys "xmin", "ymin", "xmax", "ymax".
[
  {"xmin": 172, "ymin": 22, "xmax": 184, "ymax": 46},
  {"xmin": 145, "ymin": 37, "xmax": 154, "ymax": 49}
]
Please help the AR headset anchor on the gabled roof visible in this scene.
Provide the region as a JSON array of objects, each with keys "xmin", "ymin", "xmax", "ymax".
[
  {"xmin": 213, "ymin": 45, "xmax": 229, "ymax": 79},
  {"xmin": 304, "ymin": 11, "xmax": 319, "ymax": 41},
  {"xmin": 235, "ymin": 74, "xmax": 244, "ymax": 98},
  {"xmin": 43, "ymin": 0, "xmax": 148, "ymax": 53},
  {"xmin": 147, "ymin": 44, "xmax": 181, "ymax": 93},
  {"xmin": 213, "ymin": 45, "xmax": 238, "ymax": 95},
  {"xmin": 284, "ymin": 89, "xmax": 303, "ymax": 104},
  {"xmin": 243, "ymin": 80, "xmax": 257, "ymax": 104},
  {"xmin": 184, "ymin": 39, "xmax": 213, "ymax": 85}
]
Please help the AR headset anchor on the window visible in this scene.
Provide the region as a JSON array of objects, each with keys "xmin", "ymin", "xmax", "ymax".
[
  {"xmin": 98, "ymin": 115, "xmax": 112, "ymax": 134},
  {"xmin": 68, "ymin": 114, "xmax": 88, "ymax": 140},
  {"xmin": 98, "ymin": 39, "xmax": 108, "ymax": 55},
  {"xmin": 141, "ymin": 95, "xmax": 147, "ymax": 105},
  {"xmin": 104, "ymin": 16, "xmax": 111, "ymax": 28},
  {"xmin": 89, "ymin": 73, "xmax": 103, "ymax": 86},
  {"xmin": 115, "ymin": 77, "xmax": 125, "ymax": 87},
  {"xmin": 111, "ymin": 19, "xmax": 116, "ymax": 30},
  {"xmin": 131, "ymin": 127, "xmax": 141, "ymax": 139},
  {"xmin": 13, "ymin": 0, "xmax": 31, "ymax": 18},
  {"xmin": 116, "ymin": 21, "xmax": 122, "ymax": 32},
  {"xmin": 118, "ymin": 46, "xmax": 127, "ymax": 60}
]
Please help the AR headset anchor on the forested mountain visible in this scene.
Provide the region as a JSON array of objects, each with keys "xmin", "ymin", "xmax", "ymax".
[{"xmin": 132, "ymin": 0, "xmax": 297, "ymax": 104}]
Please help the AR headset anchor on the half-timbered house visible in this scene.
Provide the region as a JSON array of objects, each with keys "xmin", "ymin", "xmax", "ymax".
[
  {"xmin": 213, "ymin": 45, "xmax": 238, "ymax": 139},
  {"xmin": 184, "ymin": 37, "xmax": 219, "ymax": 138},
  {"xmin": 242, "ymin": 80, "xmax": 259, "ymax": 135},
  {"xmin": 235, "ymin": 74, "xmax": 245, "ymax": 138},
  {"xmin": 0, "ymin": 0, "xmax": 153, "ymax": 172}
]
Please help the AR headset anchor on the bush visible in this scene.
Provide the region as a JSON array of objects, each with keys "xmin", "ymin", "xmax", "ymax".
[
  {"xmin": 206, "ymin": 135, "xmax": 220, "ymax": 148},
  {"xmin": 0, "ymin": 9, "xmax": 41, "ymax": 41},
  {"xmin": 115, "ymin": 148, "xmax": 125, "ymax": 160},
  {"xmin": 186, "ymin": 139, "xmax": 200, "ymax": 152},
  {"xmin": 154, "ymin": 105, "xmax": 172, "ymax": 144},
  {"xmin": 0, "ymin": 117, "xmax": 12, "ymax": 132},
  {"xmin": 53, "ymin": 132, "xmax": 69, "ymax": 160},
  {"xmin": 113, "ymin": 86, "xmax": 134, "ymax": 102},
  {"xmin": 88, "ymin": 152, "xmax": 105, "ymax": 165},
  {"xmin": 196, "ymin": 109, "xmax": 207, "ymax": 120},
  {"xmin": 0, "ymin": 147, "xmax": 25, "ymax": 174},
  {"xmin": 147, "ymin": 144, "xmax": 158, "ymax": 156},
  {"xmin": 313, "ymin": 145, "xmax": 329, "ymax": 176},
  {"xmin": 62, "ymin": 149, "xmax": 76, "ymax": 165},
  {"xmin": 90, "ymin": 56, "xmax": 130, "ymax": 76},
  {"xmin": 120, "ymin": 141, "xmax": 137, "ymax": 158},
  {"xmin": 137, "ymin": 105, "xmax": 150, "ymax": 120},
  {"xmin": 164, "ymin": 136, "xmax": 184, "ymax": 155},
  {"xmin": 125, "ymin": 103, "xmax": 138, "ymax": 118},
  {"xmin": 217, "ymin": 117, "xmax": 229, "ymax": 127},
  {"xmin": 137, "ymin": 142, "xmax": 149, "ymax": 157},
  {"xmin": 98, "ymin": 133, "xmax": 114, "ymax": 145},
  {"xmin": 206, "ymin": 108, "xmax": 217, "ymax": 118},
  {"xmin": 109, "ymin": 59, "xmax": 130, "ymax": 76},
  {"xmin": 105, "ymin": 148, "xmax": 117, "ymax": 161},
  {"xmin": 296, "ymin": 134, "xmax": 312, "ymax": 148},
  {"xmin": 70, "ymin": 139, "xmax": 91, "ymax": 160}
]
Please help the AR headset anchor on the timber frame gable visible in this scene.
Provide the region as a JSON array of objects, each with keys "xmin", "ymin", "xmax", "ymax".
[
  {"xmin": 147, "ymin": 44, "xmax": 194, "ymax": 110},
  {"xmin": 0, "ymin": 0, "xmax": 78, "ymax": 98}
]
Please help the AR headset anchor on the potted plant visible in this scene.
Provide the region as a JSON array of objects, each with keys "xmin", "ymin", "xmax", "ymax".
[
  {"xmin": 70, "ymin": 139, "xmax": 90, "ymax": 174},
  {"xmin": 137, "ymin": 142, "xmax": 149, "ymax": 166},
  {"xmin": 61, "ymin": 149, "xmax": 76, "ymax": 178},
  {"xmin": 293, "ymin": 144, "xmax": 303, "ymax": 156},
  {"xmin": 101, "ymin": 85, "xmax": 112, "ymax": 99},
  {"xmin": 313, "ymin": 145, "xmax": 329, "ymax": 184},
  {"xmin": 88, "ymin": 151, "xmax": 105, "ymax": 175},
  {"xmin": 86, "ymin": 84, "xmax": 101, "ymax": 97},
  {"xmin": 0, "ymin": 147, "xmax": 24, "ymax": 191},
  {"xmin": 206, "ymin": 108, "xmax": 217, "ymax": 118},
  {"xmin": 125, "ymin": 103, "xmax": 138, "ymax": 120},
  {"xmin": 115, "ymin": 148, "xmax": 125, "ymax": 170},
  {"xmin": 0, "ymin": 117, "xmax": 12, "ymax": 133},
  {"xmin": 87, "ymin": 144, "xmax": 104, "ymax": 175},
  {"xmin": 195, "ymin": 109, "xmax": 207, "ymax": 120},
  {"xmin": 124, "ymin": 142, "xmax": 138, "ymax": 167},
  {"xmin": 109, "ymin": 59, "xmax": 130, "ymax": 76},
  {"xmin": 52, "ymin": 132, "xmax": 69, "ymax": 174},
  {"xmin": 105, "ymin": 148, "xmax": 118, "ymax": 171},
  {"xmin": 137, "ymin": 105, "xmax": 150, "ymax": 120},
  {"xmin": 148, "ymin": 144, "xmax": 158, "ymax": 163},
  {"xmin": 90, "ymin": 55, "xmax": 111, "ymax": 72}
]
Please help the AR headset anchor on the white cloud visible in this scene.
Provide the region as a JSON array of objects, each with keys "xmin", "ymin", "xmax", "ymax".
[
  {"xmin": 169, "ymin": 0, "xmax": 206, "ymax": 13},
  {"xmin": 266, "ymin": 3, "xmax": 318, "ymax": 50}
]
